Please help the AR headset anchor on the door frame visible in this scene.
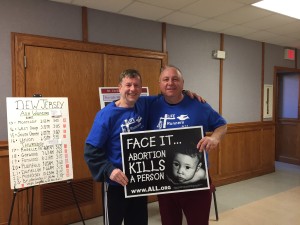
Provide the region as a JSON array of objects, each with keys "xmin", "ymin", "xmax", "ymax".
[
  {"xmin": 274, "ymin": 66, "xmax": 300, "ymax": 164},
  {"xmin": 11, "ymin": 32, "xmax": 168, "ymax": 225},
  {"xmin": 12, "ymin": 32, "xmax": 167, "ymax": 97}
]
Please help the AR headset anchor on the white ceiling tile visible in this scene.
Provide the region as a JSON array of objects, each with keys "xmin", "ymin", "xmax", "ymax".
[
  {"xmin": 245, "ymin": 31, "xmax": 278, "ymax": 41},
  {"xmin": 284, "ymin": 40, "xmax": 300, "ymax": 48},
  {"xmin": 234, "ymin": 0, "xmax": 261, "ymax": 4},
  {"xmin": 47, "ymin": 0, "xmax": 300, "ymax": 49},
  {"xmin": 71, "ymin": 0, "xmax": 133, "ymax": 12},
  {"xmin": 266, "ymin": 21, "xmax": 300, "ymax": 35},
  {"xmin": 181, "ymin": 0, "xmax": 244, "ymax": 18},
  {"xmin": 243, "ymin": 14, "xmax": 297, "ymax": 30},
  {"xmin": 222, "ymin": 24, "xmax": 258, "ymax": 36},
  {"xmin": 192, "ymin": 19, "xmax": 234, "ymax": 32},
  {"xmin": 215, "ymin": 6, "xmax": 272, "ymax": 24},
  {"xmin": 120, "ymin": 2, "xmax": 172, "ymax": 21},
  {"xmin": 286, "ymin": 30, "xmax": 300, "ymax": 39},
  {"xmin": 267, "ymin": 35, "xmax": 297, "ymax": 45},
  {"xmin": 159, "ymin": 11, "xmax": 206, "ymax": 27},
  {"xmin": 138, "ymin": 0, "xmax": 198, "ymax": 10}
]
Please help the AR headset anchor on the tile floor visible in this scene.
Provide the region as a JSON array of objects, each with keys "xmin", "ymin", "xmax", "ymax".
[{"xmin": 70, "ymin": 161, "xmax": 300, "ymax": 225}]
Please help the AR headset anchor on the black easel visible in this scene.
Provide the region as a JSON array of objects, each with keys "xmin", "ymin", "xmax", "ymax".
[
  {"xmin": 8, "ymin": 181, "xmax": 85, "ymax": 225},
  {"xmin": 7, "ymin": 94, "xmax": 85, "ymax": 225},
  {"xmin": 67, "ymin": 180, "xmax": 86, "ymax": 225},
  {"xmin": 8, "ymin": 186, "xmax": 34, "ymax": 225}
]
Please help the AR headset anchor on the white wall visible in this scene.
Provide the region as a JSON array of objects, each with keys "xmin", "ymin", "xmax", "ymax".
[{"xmin": 0, "ymin": 0, "xmax": 299, "ymax": 139}]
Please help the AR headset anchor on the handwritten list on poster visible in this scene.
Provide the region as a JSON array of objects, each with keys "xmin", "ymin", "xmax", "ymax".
[{"xmin": 6, "ymin": 97, "xmax": 73, "ymax": 189}]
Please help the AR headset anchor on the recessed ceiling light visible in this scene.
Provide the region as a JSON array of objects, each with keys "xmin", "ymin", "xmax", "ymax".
[{"xmin": 252, "ymin": 0, "xmax": 300, "ymax": 20}]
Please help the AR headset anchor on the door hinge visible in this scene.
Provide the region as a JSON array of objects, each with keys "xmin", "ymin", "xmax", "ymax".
[{"xmin": 24, "ymin": 55, "xmax": 27, "ymax": 68}]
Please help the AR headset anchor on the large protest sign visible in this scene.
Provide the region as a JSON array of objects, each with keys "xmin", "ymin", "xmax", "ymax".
[
  {"xmin": 121, "ymin": 126, "xmax": 209, "ymax": 198},
  {"xmin": 6, "ymin": 97, "xmax": 73, "ymax": 189}
]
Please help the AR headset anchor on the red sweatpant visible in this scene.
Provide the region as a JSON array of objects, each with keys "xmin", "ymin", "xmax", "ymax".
[{"xmin": 158, "ymin": 189, "xmax": 212, "ymax": 225}]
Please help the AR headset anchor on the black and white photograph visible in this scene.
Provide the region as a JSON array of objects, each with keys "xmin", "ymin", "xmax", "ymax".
[{"xmin": 121, "ymin": 126, "xmax": 209, "ymax": 198}]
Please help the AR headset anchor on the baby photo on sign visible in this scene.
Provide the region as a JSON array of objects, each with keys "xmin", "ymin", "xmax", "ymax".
[{"xmin": 120, "ymin": 126, "xmax": 209, "ymax": 198}]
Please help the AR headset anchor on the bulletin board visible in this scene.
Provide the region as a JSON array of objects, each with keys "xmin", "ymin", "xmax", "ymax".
[{"xmin": 6, "ymin": 97, "xmax": 73, "ymax": 189}]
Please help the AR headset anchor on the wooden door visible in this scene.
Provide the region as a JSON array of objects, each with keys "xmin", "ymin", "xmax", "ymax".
[
  {"xmin": 275, "ymin": 69, "xmax": 300, "ymax": 165},
  {"xmin": 104, "ymin": 54, "xmax": 162, "ymax": 95},
  {"xmin": 24, "ymin": 46, "xmax": 103, "ymax": 225},
  {"xmin": 11, "ymin": 33, "xmax": 167, "ymax": 225}
]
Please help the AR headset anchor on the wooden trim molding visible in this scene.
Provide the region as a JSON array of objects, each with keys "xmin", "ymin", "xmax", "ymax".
[
  {"xmin": 0, "ymin": 141, "xmax": 8, "ymax": 157},
  {"xmin": 82, "ymin": 7, "xmax": 88, "ymax": 42},
  {"xmin": 261, "ymin": 42, "xmax": 265, "ymax": 122},
  {"xmin": 219, "ymin": 33, "xmax": 224, "ymax": 115},
  {"xmin": 162, "ymin": 22, "xmax": 167, "ymax": 53},
  {"xmin": 0, "ymin": 140, "xmax": 8, "ymax": 147}
]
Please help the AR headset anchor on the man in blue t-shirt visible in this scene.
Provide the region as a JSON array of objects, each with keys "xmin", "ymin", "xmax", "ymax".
[
  {"xmin": 149, "ymin": 65, "xmax": 227, "ymax": 225},
  {"xmin": 84, "ymin": 68, "xmax": 206, "ymax": 225},
  {"xmin": 84, "ymin": 69, "xmax": 152, "ymax": 225}
]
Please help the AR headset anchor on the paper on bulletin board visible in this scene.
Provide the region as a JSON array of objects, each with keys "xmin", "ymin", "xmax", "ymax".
[
  {"xmin": 99, "ymin": 87, "xmax": 149, "ymax": 109},
  {"xmin": 6, "ymin": 97, "xmax": 73, "ymax": 189}
]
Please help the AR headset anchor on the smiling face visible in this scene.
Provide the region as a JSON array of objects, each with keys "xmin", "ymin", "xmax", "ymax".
[
  {"xmin": 172, "ymin": 152, "xmax": 200, "ymax": 183},
  {"xmin": 117, "ymin": 69, "xmax": 142, "ymax": 108},
  {"xmin": 118, "ymin": 75, "xmax": 142, "ymax": 107},
  {"xmin": 159, "ymin": 66, "xmax": 184, "ymax": 104}
]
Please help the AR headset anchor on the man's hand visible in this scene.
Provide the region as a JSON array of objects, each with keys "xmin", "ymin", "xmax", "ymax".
[
  {"xmin": 184, "ymin": 90, "xmax": 206, "ymax": 103},
  {"xmin": 197, "ymin": 125, "xmax": 227, "ymax": 152},
  {"xmin": 197, "ymin": 136, "xmax": 219, "ymax": 152},
  {"xmin": 109, "ymin": 168, "xmax": 128, "ymax": 186}
]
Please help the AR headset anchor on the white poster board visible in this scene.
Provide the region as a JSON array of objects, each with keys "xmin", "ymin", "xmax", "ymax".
[
  {"xmin": 99, "ymin": 87, "xmax": 149, "ymax": 109},
  {"xmin": 6, "ymin": 97, "xmax": 73, "ymax": 189}
]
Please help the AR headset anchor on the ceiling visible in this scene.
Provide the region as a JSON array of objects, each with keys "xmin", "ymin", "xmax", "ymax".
[{"xmin": 50, "ymin": 0, "xmax": 300, "ymax": 49}]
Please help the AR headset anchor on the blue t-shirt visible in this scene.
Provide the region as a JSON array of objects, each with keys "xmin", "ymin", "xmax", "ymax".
[
  {"xmin": 148, "ymin": 95, "xmax": 226, "ymax": 168},
  {"xmin": 85, "ymin": 96, "xmax": 156, "ymax": 184},
  {"xmin": 149, "ymin": 95, "xmax": 226, "ymax": 133},
  {"xmin": 86, "ymin": 98, "xmax": 152, "ymax": 169}
]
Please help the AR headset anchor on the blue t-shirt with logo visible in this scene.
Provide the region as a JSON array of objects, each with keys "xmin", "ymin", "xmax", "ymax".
[
  {"xmin": 149, "ymin": 95, "xmax": 226, "ymax": 133},
  {"xmin": 86, "ymin": 98, "xmax": 152, "ymax": 170}
]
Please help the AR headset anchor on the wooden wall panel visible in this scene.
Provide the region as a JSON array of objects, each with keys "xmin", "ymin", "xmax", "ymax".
[
  {"xmin": 261, "ymin": 124, "xmax": 275, "ymax": 168},
  {"xmin": 0, "ymin": 142, "xmax": 19, "ymax": 225},
  {"xmin": 212, "ymin": 122, "xmax": 275, "ymax": 186},
  {"xmin": 276, "ymin": 120, "xmax": 300, "ymax": 165},
  {"xmin": 207, "ymin": 146, "xmax": 219, "ymax": 177}
]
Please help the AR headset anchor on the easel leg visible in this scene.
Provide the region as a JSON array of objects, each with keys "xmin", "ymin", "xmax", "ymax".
[
  {"xmin": 212, "ymin": 190, "xmax": 219, "ymax": 221},
  {"xmin": 30, "ymin": 187, "xmax": 34, "ymax": 225},
  {"xmin": 68, "ymin": 181, "xmax": 86, "ymax": 225},
  {"xmin": 8, "ymin": 189, "xmax": 18, "ymax": 225},
  {"xmin": 8, "ymin": 187, "xmax": 34, "ymax": 225}
]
